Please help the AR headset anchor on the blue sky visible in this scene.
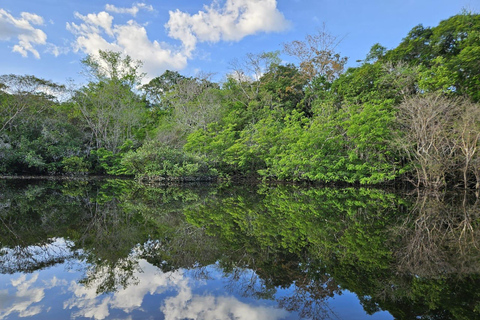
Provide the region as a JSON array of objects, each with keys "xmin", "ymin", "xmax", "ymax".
[{"xmin": 0, "ymin": 0, "xmax": 478, "ymax": 85}]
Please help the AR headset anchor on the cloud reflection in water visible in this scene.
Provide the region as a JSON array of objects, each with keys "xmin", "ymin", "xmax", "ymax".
[{"xmin": 1, "ymin": 244, "xmax": 290, "ymax": 320}]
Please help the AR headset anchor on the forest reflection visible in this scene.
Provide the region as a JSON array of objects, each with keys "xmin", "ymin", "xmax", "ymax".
[{"xmin": 1, "ymin": 179, "xmax": 480, "ymax": 319}]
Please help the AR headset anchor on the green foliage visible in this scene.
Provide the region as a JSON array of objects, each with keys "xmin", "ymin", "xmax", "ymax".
[
  {"xmin": 417, "ymin": 57, "xmax": 456, "ymax": 93},
  {"xmin": 121, "ymin": 140, "xmax": 218, "ymax": 180},
  {"xmin": 0, "ymin": 91, "xmax": 86, "ymax": 175},
  {"xmin": 2, "ymin": 13, "xmax": 480, "ymax": 188},
  {"xmin": 73, "ymin": 79, "xmax": 147, "ymax": 152},
  {"xmin": 90, "ymin": 139, "xmax": 134, "ymax": 175},
  {"xmin": 342, "ymin": 100, "xmax": 403, "ymax": 183},
  {"xmin": 242, "ymin": 101, "xmax": 403, "ymax": 184},
  {"xmin": 259, "ymin": 63, "xmax": 307, "ymax": 112},
  {"xmin": 91, "ymin": 148, "xmax": 124, "ymax": 175},
  {"xmin": 73, "ymin": 50, "xmax": 149, "ymax": 153},
  {"xmin": 81, "ymin": 50, "xmax": 145, "ymax": 86},
  {"xmin": 383, "ymin": 12, "xmax": 480, "ymax": 101},
  {"xmin": 185, "ymin": 123, "xmax": 241, "ymax": 173},
  {"xmin": 365, "ymin": 43, "xmax": 387, "ymax": 63},
  {"xmin": 142, "ymin": 70, "xmax": 187, "ymax": 107}
]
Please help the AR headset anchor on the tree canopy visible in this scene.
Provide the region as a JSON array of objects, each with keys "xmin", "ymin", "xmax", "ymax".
[{"xmin": 1, "ymin": 13, "xmax": 480, "ymax": 189}]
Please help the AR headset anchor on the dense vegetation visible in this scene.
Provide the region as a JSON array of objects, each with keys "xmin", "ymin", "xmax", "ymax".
[{"xmin": 1, "ymin": 12, "xmax": 480, "ymax": 189}]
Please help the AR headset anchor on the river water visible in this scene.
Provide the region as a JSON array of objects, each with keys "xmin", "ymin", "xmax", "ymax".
[{"xmin": 1, "ymin": 179, "xmax": 479, "ymax": 319}]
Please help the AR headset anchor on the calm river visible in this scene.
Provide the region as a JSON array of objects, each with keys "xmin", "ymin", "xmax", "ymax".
[{"xmin": 1, "ymin": 179, "xmax": 479, "ymax": 319}]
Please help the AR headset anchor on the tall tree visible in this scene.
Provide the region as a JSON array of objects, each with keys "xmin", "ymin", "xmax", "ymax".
[
  {"xmin": 384, "ymin": 11, "xmax": 480, "ymax": 101},
  {"xmin": 0, "ymin": 75, "xmax": 64, "ymax": 133},
  {"xmin": 73, "ymin": 50, "xmax": 147, "ymax": 153},
  {"xmin": 283, "ymin": 25, "xmax": 347, "ymax": 84},
  {"xmin": 142, "ymin": 70, "xmax": 187, "ymax": 108}
]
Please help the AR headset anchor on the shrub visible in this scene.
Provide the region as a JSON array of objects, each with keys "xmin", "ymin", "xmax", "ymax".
[{"xmin": 121, "ymin": 141, "xmax": 218, "ymax": 180}]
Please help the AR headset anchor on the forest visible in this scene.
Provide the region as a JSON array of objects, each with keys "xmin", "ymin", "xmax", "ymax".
[{"xmin": 1, "ymin": 12, "xmax": 479, "ymax": 190}]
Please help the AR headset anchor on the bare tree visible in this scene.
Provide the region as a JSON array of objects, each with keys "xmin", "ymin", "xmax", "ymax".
[
  {"xmin": 228, "ymin": 51, "xmax": 281, "ymax": 104},
  {"xmin": 395, "ymin": 94, "xmax": 458, "ymax": 189},
  {"xmin": 395, "ymin": 192, "xmax": 480, "ymax": 277},
  {"xmin": 283, "ymin": 24, "xmax": 347, "ymax": 83},
  {"xmin": 453, "ymin": 99, "xmax": 480, "ymax": 189}
]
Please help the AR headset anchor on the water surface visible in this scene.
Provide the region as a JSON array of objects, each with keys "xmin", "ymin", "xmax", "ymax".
[{"xmin": 1, "ymin": 179, "xmax": 479, "ymax": 319}]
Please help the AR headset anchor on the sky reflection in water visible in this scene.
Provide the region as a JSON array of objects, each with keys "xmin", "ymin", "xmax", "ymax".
[
  {"xmin": 0, "ymin": 238, "xmax": 390, "ymax": 320},
  {"xmin": 2, "ymin": 180, "xmax": 480, "ymax": 319}
]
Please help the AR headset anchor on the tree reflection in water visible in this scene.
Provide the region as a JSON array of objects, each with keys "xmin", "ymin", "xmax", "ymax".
[
  {"xmin": 396, "ymin": 192, "xmax": 480, "ymax": 276},
  {"xmin": 1, "ymin": 179, "xmax": 480, "ymax": 319}
]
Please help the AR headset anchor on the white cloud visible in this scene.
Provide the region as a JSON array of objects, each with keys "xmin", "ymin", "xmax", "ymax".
[
  {"xmin": 67, "ymin": 9, "xmax": 188, "ymax": 81},
  {"xmin": 69, "ymin": 11, "xmax": 114, "ymax": 37},
  {"xmin": 43, "ymin": 276, "xmax": 69, "ymax": 289},
  {"xmin": 45, "ymin": 43, "xmax": 70, "ymax": 57},
  {"xmin": 161, "ymin": 280, "xmax": 288, "ymax": 320},
  {"xmin": 62, "ymin": 259, "xmax": 288, "ymax": 320},
  {"xmin": 0, "ymin": 274, "xmax": 45, "ymax": 319},
  {"xmin": 0, "ymin": 9, "xmax": 47, "ymax": 58},
  {"xmin": 64, "ymin": 259, "xmax": 182, "ymax": 319},
  {"xmin": 109, "ymin": 261, "xmax": 178, "ymax": 312},
  {"xmin": 19, "ymin": 12, "xmax": 44, "ymax": 26},
  {"xmin": 66, "ymin": 0, "xmax": 290, "ymax": 80},
  {"xmin": 166, "ymin": 0, "xmax": 290, "ymax": 53},
  {"xmin": 0, "ymin": 246, "xmax": 291, "ymax": 320},
  {"xmin": 105, "ymin": 3, "xmax": 154, "ymax": 17}
]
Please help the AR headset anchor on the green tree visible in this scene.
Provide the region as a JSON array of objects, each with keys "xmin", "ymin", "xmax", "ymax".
[
  {"xmin": 0, "ymin": 74, "xmax": 65, "ymax": 133},
  {"xmin": 0, "ymin": 75, "xmax": 86, "ymax": 174},
  {"xmin": 142, "ymin": 70, "xmax": 186, "ymax": 107},
  {"xmin": 72, "ymin": 50, "xmax": 148, "ymax": 154},
  {"xmin": 384, "ymin": 12, "xmax": 480, "ymax": 101}
]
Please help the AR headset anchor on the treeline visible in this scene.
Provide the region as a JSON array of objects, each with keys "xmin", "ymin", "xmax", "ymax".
[{"xmin": 1, "ymin": 12, "xmax": 479, "ymax": 189}]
